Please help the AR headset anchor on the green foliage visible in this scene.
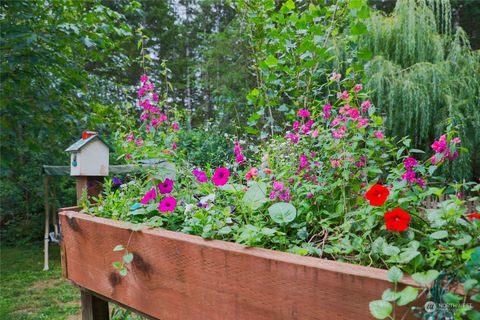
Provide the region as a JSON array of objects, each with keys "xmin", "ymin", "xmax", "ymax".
[
  {"xmin": 0, "ymin": 0, "xmax": 137, "ymax": 240},
  {"xmin": 236, "ymin": 0, "xmax": 372, "ymax": 136},
  {"xmin": 362, "ymin": 0, "xmax": 480, "ymax": 180},
  {"xmin": 176, "ymin": 129, "xmax": 232, "ymax": 167}
]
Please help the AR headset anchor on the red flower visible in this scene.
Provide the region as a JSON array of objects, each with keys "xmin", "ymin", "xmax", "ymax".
[
  {"xmin": 384, "ymin": 208, "xmax": 411, "ymax": 232},
  {"xmin": 467, "ymin": 213, "xmax": 480, "ymax": 221},
  {"xmin": 365, "ymin": 184, "xmax": 389, "ymax": 206}
]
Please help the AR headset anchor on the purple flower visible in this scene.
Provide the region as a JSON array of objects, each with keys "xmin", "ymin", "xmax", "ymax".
[
  {"xmin": 193, "ymin": 168, "xmax": 208, "ymax": 183},
  {"xmin": 112, "ymin": 177, "xmax": 123, "ymax": 185},
  {"xmin": 402, "ymin": 170, "xmax": 417, "ymax": 183}
]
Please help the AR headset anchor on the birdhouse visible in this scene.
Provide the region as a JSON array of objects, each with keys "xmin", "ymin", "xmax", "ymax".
[{"xmin": 65, "ymin": 131, "xmax": 111, "ymax": 176}]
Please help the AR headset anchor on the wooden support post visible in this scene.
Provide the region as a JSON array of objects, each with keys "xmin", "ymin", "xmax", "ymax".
[
  {"xmin": 81, "ymin": 290, "xmax": 109, "ymax": 320},
  {"xmin": 76, "ymin": 176, "xmax": 109, "ymax": 319},
  {"xmin": 43, "ymin": 176, "xmax": 50, "ymax": 271}
]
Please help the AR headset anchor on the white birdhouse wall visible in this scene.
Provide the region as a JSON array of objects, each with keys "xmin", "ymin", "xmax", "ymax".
[{"xmin": 70, "ymin": 139, "xmax": 109, "ymax": 176}]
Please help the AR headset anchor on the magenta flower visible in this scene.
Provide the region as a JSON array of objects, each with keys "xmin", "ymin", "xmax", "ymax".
[
  {"xmin": 171, "ymin": 142, "xmax": 177, "ymax": 150},
  {"xmin": 354, "ymin": 84, "xmax": 363, "ymax": 93},
  {"xmin": 273, "ymin": 181, "xmax": 284, "ymax": 191},
  {"xmin": 323, "ymin": 104, "xmax": 332, "ymax": 120},
  {"xmin": 279, "ymin": 188, "xmax": 291, "ymax": 202},
  {"xmin": 307, "ymin": 193, "xmax": 313, "ymax": 198},
  {"xmin": 269, "ymin": 190, "xmax": 277, "ymax": 200},
  {"xmin": 235, "ymin": 153, "xmax": 245, "ymax": 165},
  {"xmin": 311, "ymin": 129, "xmax": 319, "ymax": 138},
  {"xmin": 293, "ymin": 121, "xmax": 301, "ymax": 132},
  {"xmin": 158, "ymin": 196, "xmax": 177, "ymax": 213},
  {"xmin": 297, "ymin": 109, "xmax": 311, "ymax": 118},
  {"xmin": 348, "ymin": 108, "xmax": 360, "ymax": 120},
  {"xmin": 431, "ymin": 135, "xmax": 447, "ymax": 153},
  {"xmin": 138, "ymin": 87, "xmax": 146, "ymax": 97},
  {"xmin": 125, "ymin": 153, "xmax": 132, "ymax": 160},
  {"xmin": 416, "ymin": 178, "xmax": 426, "ymax": 188},
  {"xmin": 135, "ymin": 138, "xmax": 144, "ymax": 146},
  {"xmin": 140, "ymin": 74, "xmax": 149, "ymax": 83},
  {"xmin": 355, "ymin": 118, "xmax": 369, "ymax": 128},
  {"xmin": 212, "ymin": 167, "xmax": 230, "ymax": 186},
  {"xmin": 150, "ymin": 106, "xmax": 160, "ymax": 114},
  {"xmin": 337, "ymin": 90, "xmax": 349, "ymax": 100},
  {"xmin": 361, "ymin": 100, "xmax": 371, "ymax": 113},
  {"xmin": 158, "ymin": 178, "xmax": 174, "ymax": 194},
  {"xmin": 402, "ymin": 170, "xmax": 417, "ymax": 182},
  {"xmin": 192, "ymin": 169, "xmax": 208, "ymax": 183},
  {"xmin": 152, "ymin": 93, "xmax": 159, "ymax": 101},
  {"xmin": 374, "ymin": 131, "xmax": 384, "ymax": 140},
  {"xmin": 159, "ymin": 114, "xmax": 168, "ymax": 122},
  {"xmin": 286, "ymin": 133, "xmax": 299, "ymax": 143},
  {"xmin": 141, "ymin": 187, "xmax": 157, "ymax": 204},
  {"xmin": 171, "ymin": 123, "xmax": 180, "ymax": 131},
  {"xmin": 404, "ymin": 157, "xmax": 418, "ymax": 169},
  {"xmin": 126, "ymin": 133, "xmax": 135, "ymax": 142},
  {"xmin": 140, "ymin": 113, "xmax": 149, "ymax": 122}
]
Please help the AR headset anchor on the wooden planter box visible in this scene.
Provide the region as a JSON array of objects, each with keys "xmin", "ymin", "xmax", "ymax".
[{"xmin": 59, "ymin": 209, "xmax": 459, "ymax": 320}]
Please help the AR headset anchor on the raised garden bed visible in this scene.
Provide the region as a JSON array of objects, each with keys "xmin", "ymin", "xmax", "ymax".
[{"xmin": 59, "ymin": 209, "xmax": 436, "ymax": 320}]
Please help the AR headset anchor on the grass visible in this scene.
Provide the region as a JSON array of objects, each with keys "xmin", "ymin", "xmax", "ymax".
[{"xmin": 0, "ymin": 243, "xmax": 81, "ymax": 320}]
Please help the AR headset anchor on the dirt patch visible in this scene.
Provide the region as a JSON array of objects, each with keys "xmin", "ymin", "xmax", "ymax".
[{"xmin": 31, "ymin": 278, "xmax": 64, "ymax": 290}]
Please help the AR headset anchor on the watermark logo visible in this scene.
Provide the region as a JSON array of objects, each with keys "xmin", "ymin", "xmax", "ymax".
[{"xmin": 424, "ymin": 301, "xmax": 436, "ymax": 313}]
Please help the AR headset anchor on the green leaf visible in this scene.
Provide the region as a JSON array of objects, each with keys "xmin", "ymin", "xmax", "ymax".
[
  {"xmin": 430, "ymin": 230, "xmax": 448, "ymax": 239},
  {"xmin": 397, "ymin": 286, "xmax": 419, "ymax": 306},
  {"xmin": 471, "ymin": 293, "xmax": 480, "ymax": 302},
  {"xmin": 113, "ymin": 245, "xmax": 125, "ymax": 252},
  {"xmin": 451, "ymin": 234, "xmax": 472, "ymax": 246},
  {"xmin": 383, "ymin": 244, "xmax": 400, "ymax": 256},
  {"xmin": 409, "ymin": 149, "xmax": 426, "ymax": 154},
  {"xmin": 350, "ymin": 22, "xmax": 367, "ymax": 35},
  {"xmin": 119, "ymin": 267, "xmax": 128, "ymax": 277},
  {"xmin": 268, "ymin": 202, "xmax": 297, "ymax": 225},
  {"xmin": 220, "ymin": 184, "xmax": 245, "ymax": 193},
  {"xmin": 265, "ymin": 55, "xmax": 278, "ymax": 68},
  {"xmin": 348, "ymin": 0, "xmax": 363, "ymax": 9},
  {"xmin": 463, "ymin": 279, "xmax": 478, "ymax": 294},
  {"xmin": 412, "ymin": 270, "xmax": 439, "ymax": 286},
  {"xmin": 369, "ymin": 300, "xmax": 392, "ymax": 319},
  {"xmin": 398, "ymin": 250, "xmax": 420, "ymax": 263},
  {"xmin": 387, "ymin": 266, "xmax": 403, "ymax": 283},
  {"xmin": 242, "ymin": 181, "xmax": 267, "ymax": 210},
  {"xmin": 283, "ymin": 0, "xmax": 295, "ymax": 10},
  {"xmin": 443, "ymin": 292, "xmax": 462, "ymax": 304},
  {"xmin": 112, "ymin": 261, "xmax": 122, "ymax": 269},
  {"xmin": 382, "ymin": 289, "xmax": 400, "ymax": 302},
  {"xmin": 123, "ymin": 253, "xmax": 134, "ymax": 264}
]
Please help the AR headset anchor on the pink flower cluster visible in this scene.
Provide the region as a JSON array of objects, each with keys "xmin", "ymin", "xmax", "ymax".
[
  {"xmin": 270, "ymin": 181, "xmax": 291, "ymax": 202},
  {"xmin": 234, "ymin": 141, "xmax": 245, "ymax": 165},
  {"xmin": 401, "ymin": 157, "xmax": 425, "ymax": 187},
  {"xmin": 430, "ymin": 135, "xmax": 460, "ymax": 165}
]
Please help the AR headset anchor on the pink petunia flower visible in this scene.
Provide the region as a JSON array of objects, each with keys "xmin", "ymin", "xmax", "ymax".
[
  {"xmin": 193, "ymin": 168, "xmax": 208, "ymax": 183},
  {"xmin": 126, "ymin": 133, "xmax": 135, "ymax": 142},
  {"xmin": 158, "ymin": 178, "xmax": 174, "ymax": 194},
  {"xmin": 212, "ymin": 168, "xmax": 230, "ymax": 186},
  {"xmin": 158, "ymin": 196, "xmax": 177, "ymax": 213},
  {"xmin": 140, "ymin": 74, "xmax": 149, "ymax": 83},
  {"xmin": 141, "ymin": 187, "xmax": 156, "ymax": 204}
]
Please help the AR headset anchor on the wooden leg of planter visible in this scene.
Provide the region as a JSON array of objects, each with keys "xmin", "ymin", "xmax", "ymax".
[{"xmin": 81, "ymin": 290, "xmax": 109, "ymax": 320}]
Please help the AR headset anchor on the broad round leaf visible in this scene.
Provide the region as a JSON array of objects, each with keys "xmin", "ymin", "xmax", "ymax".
[
  {"xmin": 268, "ymin": 202, "xmax": 297, "ymax": 225},
  {"xmin": 369, "ymin": 300, "xmax": 392, "ymax": 319}
]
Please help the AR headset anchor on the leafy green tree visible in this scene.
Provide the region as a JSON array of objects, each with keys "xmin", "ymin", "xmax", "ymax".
[
  {"xmin": 362, "ymin": 0, "xmax": 480, "ymax": 180},
  {"xmin": 0, "ymin": 0, "xmax": 137, "ymax": 239}
]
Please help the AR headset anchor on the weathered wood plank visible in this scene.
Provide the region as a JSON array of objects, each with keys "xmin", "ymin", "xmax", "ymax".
[
  {"xmin": 81, "ymin": 290, "xmax": 109, "ymax": 320},
  {"xmin": 59, "ymin": 211, "xmax": 472, "ymax": 320}
]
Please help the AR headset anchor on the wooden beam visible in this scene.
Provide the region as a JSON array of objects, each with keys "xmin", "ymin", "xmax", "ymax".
[
  {"xmin": 81, "ymin": 290, "xmax": 109, "ymax": 320},
  {"xmin": 43, "ymin": 176, "xmax": 50, "ymax": 271}
]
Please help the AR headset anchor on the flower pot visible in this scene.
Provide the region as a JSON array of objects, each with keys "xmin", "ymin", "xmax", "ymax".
[{"xmin": 59, "ymin": 209, "xmax": 473, "ymax": 320}]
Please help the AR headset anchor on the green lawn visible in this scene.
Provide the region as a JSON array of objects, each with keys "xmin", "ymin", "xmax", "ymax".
[{"xmin": 0, "ymin": 243, "xmax": 81, "ymax": 319}]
